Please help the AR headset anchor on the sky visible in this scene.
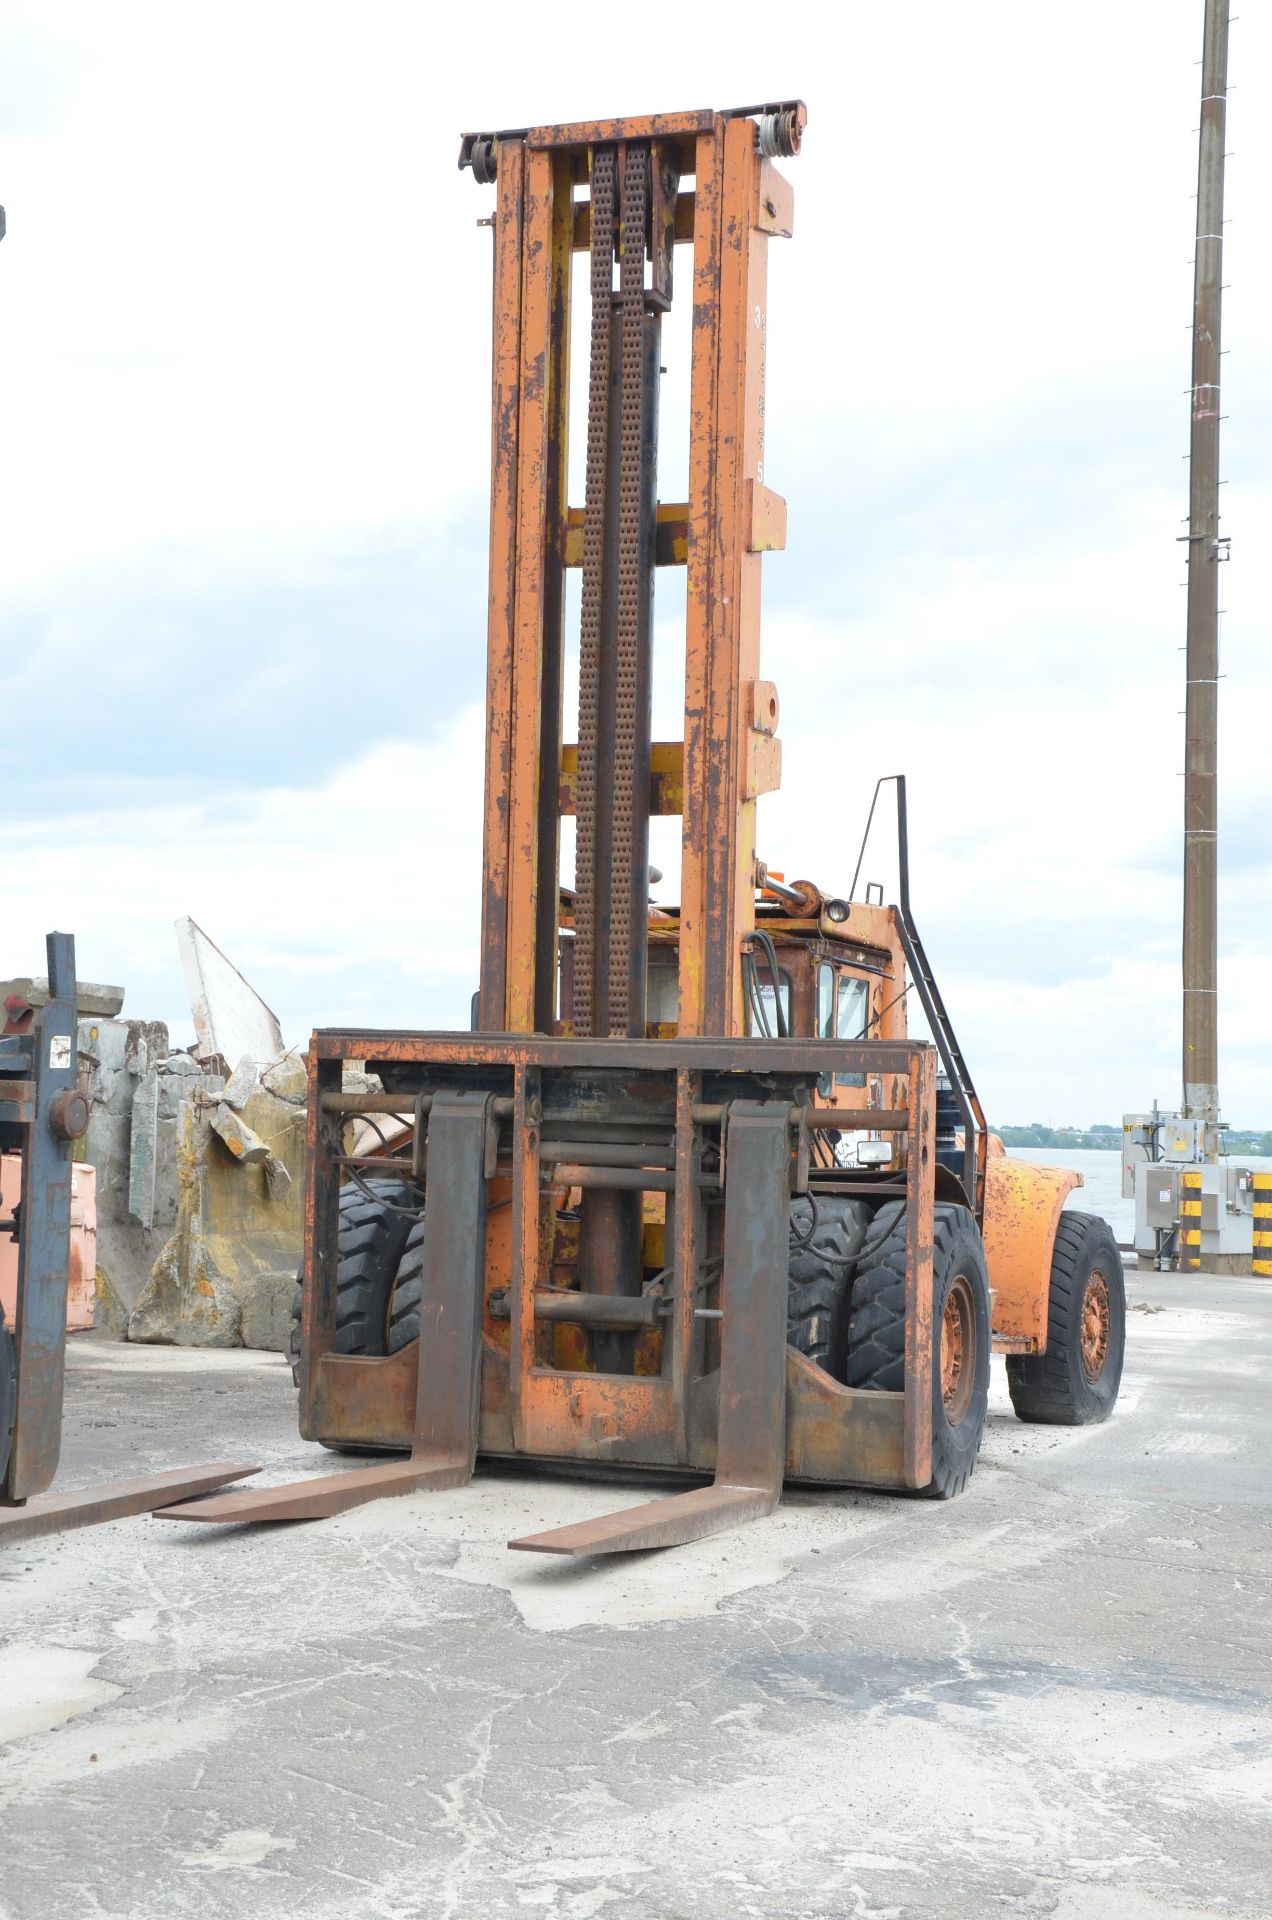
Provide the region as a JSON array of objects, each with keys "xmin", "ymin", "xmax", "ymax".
[{"xmin": 3, "ymin": 3, "xmax": 1269, "ymax": 1127}]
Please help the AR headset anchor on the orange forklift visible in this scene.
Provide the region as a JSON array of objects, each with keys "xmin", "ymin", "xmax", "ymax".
[{"xmin": 159, "ymin": 100, "xmax": 1125, "ymax": 1550}]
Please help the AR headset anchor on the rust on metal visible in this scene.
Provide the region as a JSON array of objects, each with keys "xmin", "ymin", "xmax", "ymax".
[
  {"xmin": 0, "ymin": 1464, "xmax": 261, "ymax": 1546},
  {"xmin": 782, "ymin": 1352, "xmax": 906, "ymax": 1487},
  {"xmin": 312, "ymin": 1031, "xmax": 918, "ymax": 1074},
  {"xmin": 157, "ymin": 1459, "xmax": 459, "ymax": 1527},
  {"xmin": 47, "ymin": 1089, "xmax": 89, "ymax": 1142},
  {"xmin": 571, "ymin": 192, "xmax": 696, "ymax": 255},
  {"xmin": 563, "ymin": 504, "xmax": 688, "ymax": 570},
  {"xmin": 1080, "ymin": 1270, "xmax": 1112, "ymax": 1381},
  {"xmin": 476, "ymin": 139, "xmax": 526, "ymax": 1030},
  {"xmin": 940, "ymin": 1275, "xmax": 974, "ymax": 1423},
  {"xmin": 559, "ymin": 740, "xmax": 684, "ymax": 818},
  {"xmin": 511, "ymin": 1483, "xmax": 769, "ymax": 1556}
]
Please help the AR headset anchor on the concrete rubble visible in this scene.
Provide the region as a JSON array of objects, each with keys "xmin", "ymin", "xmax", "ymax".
[
  {"xmin": 44, "ymin": 925, "xmax": 358, "ymax": 1354},
  {"xmin": 128, "ymin": 1050, "xmax": 309, "ymax": 1352},
  {"xmin": 177, "ymin": 914, "xmax": 285, "ymax": 1068},
  {"xmin": 1, "ymin": 975, "xmax": 125, "ymax": 1019}
]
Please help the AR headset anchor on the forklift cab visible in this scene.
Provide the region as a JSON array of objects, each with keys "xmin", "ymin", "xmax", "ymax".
[{"xmin": 559, "ymin": 918, "xmax": 897, "ymax": 1108}]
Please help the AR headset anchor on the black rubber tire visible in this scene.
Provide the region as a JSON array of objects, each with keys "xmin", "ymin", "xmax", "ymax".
[
  {"xmin": 1006, "ymin": 1211, "xmax": 1125, "ymax": 1425},
  {"xmin": 0, "ymin": 1300, "xmax": 15, "ymax": 1487},
  {"xmin": 387, "ymin": 1218, "xmax": 424, "ymax": 1353},
  {"xmin": 785, "ymin": 1195, "xmax": 871, "ymax": 1374},
  {"xmin": 845, "ymin": 1201, "xmax": 991, "ymax": 1499},
  {"xmin": 289, "ymin": 1175, "xmax": 421, "ymax": 1386}
]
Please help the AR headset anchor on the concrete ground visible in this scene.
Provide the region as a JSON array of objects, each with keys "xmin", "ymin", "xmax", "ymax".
[{"xmin": 1, "ymin": 1273, "xmax": 1269, "ymax": 1920}]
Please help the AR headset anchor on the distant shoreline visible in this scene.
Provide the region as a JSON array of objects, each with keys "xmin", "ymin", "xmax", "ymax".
[{"xmin": 997, "ymin": 1126, "xmax": 1272, "ymax": 1154}]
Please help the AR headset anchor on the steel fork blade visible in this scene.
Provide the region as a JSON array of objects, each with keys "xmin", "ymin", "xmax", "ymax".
[
  {"xmin": 154, "ymin": 1455, "xmax": 470, "ymax": 1525},
  {"xmin": 0, "ymin": 1463, "xmax": 261, "ymax": 1546},
  {"xmin": 508, "ymin": 1483, "xmax": 774, "ymax": 1556}
]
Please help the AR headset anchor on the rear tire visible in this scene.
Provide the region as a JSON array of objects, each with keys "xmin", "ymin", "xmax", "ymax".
[
  {"xmin": 289, "ymin": 1175, "xmax": 421, "ymax": 1388},
  {"xmin": 1006, "ymin": 1212, "xmax": 1125, "ymax": 1425},
  {"xmin": 845, "ymin": 1201, "xmax": 990, "ymax": 1498},
  {"xmin": 0, "ymin": 1301, "xmax": 15, "ymax": 1487}
]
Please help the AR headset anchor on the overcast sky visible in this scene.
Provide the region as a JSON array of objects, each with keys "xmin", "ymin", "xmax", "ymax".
[{"xmin": 3, "ymin": 3, "xmax": 1269, "ymax": 1126}]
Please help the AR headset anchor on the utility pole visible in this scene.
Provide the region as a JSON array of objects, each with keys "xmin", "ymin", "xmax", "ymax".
[{"xmin": 1181, "ymin": 0, "xmax": 1230, "ymax": 1141}]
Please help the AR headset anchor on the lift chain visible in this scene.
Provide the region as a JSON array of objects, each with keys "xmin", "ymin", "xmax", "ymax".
[
  {"xmin": 573, "ymin": 145, "xmax": 616, "ymax": 1039},
  {"xmin": 608, "ymin": 145, "xmax": 649, "ymax": 1035}
]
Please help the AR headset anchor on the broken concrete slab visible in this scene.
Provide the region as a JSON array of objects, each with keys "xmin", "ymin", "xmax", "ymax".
[
  {"xmin": 129, "ymin": 1081, "xmax": 306, "ymax": 1353},
  {"xmin": 125, "ymin": 1049, "xmax": 216, "ymax": 1235},
  {"xmin": 176, "ymin": 916, "xmax": 284, "ymax": 1068},
  {"xmin": 238, "ymin": 1267, "xmax": 298, "ymax": 1351},
  {"xmin": 1, "ymin": 977, "xmax": 125, "ymax": 1018},
  {"xmin": 77, "ymin": 1017, "xmax": 176, "ymax": 1334},
  {"xmin": 261, "ymin": 1051, "xmax": 307, "ymax": 1104},
  {"xmin": 125, "ymin": 1069, "xmax": 160, "ymax": 1230},
  {"xmin": 209, "ymin": 1103, "xmax": 270, "ymax": 1166},
  {"xmin": 221, "ymin": 1054, "xmax": 259, "ymax": 1111},
  {"xmin": 127, "ymin": 1227, "xmax": 243, "ymax": 1347}
]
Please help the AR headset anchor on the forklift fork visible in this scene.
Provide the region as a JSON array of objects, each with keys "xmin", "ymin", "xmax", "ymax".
[
  {"xmin": 0, "ymin": 933, "xmax": 259, "ymax": 1547},
  {"xmin": 157, "ymin": 1089, "xmax": 494, "ymax": 1525},
  {"xmin": 509, "ymin": 1102, "xmax": 790, "ymax": 1554}
]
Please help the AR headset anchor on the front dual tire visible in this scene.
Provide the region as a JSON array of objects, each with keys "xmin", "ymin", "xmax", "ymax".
[{"xmin": 844, "ymin": 1200, "xmax": 991, "ymax": 1498}]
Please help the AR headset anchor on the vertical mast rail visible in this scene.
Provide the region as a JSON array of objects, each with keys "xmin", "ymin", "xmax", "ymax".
[{"xmin": 478, "ymin": 143, "xmax": 527, "ymax": 1030}]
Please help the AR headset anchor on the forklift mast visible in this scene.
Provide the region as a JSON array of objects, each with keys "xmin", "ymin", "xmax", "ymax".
[{"xmin": 471, "ymin": 102, "xmax": 800, "ymax": 1043}]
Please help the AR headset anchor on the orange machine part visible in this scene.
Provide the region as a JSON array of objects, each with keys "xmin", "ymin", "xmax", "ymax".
[
  {"xmin": 0, "ymin": 1152, "xmax": 97, "ymax": 1334},
  {"xmin": 981, "ymin": 1148, "xmax": 1080, "ymax": 1352}
]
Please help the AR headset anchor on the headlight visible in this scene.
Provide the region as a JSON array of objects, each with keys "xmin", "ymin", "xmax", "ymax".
[{"xmin": 824, "ymin": 898, "xmax": 850, "ymax": 923}]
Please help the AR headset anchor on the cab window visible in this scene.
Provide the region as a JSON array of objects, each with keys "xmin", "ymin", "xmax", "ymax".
[
  {"xmin": 746, "ymin": 969, "xmax": 791, "ymax": 1036},
  {"xmin": 645, "ymin": 949, "xmax": 680, "ymax": 1025},
  {"xmin": 817, "ymin": 963, "xmax": 835, "ymax": 1039},
  {"xmin": 817, "ymin": 963, "xmax": 835, "ymax": 1094},
  {"xmin": 836, "ymin": 973, "xmax": 869, "ymax": 1087}
]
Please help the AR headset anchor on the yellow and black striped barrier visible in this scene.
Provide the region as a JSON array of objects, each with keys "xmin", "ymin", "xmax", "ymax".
[
  {"xmin": 1254, "ymin": 1171, "xmax": 1272, "ymax": 1278},
  {"xmin": 1179, "ymin": 1168, "xmax": 1202, "ymax": 1272}
]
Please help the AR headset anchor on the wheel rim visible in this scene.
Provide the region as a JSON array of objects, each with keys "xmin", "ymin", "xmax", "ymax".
[
  {"xmin": 941, "ymin": 1275, "xmax": 976, "ymax": 1425},
  {"xmin": 1080, "ymin": 1270, "xmax": 1111, "ymax": 1381}
]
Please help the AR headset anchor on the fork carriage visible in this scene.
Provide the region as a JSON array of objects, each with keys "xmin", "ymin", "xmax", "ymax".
[{"xmin": 296, "ymin": 1033, "xmax": 938, "ymax": 1555}]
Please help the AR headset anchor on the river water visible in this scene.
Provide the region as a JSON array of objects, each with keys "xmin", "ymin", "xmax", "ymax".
[{"xmin": 1007, "ymin": 1146, "xmax": 1272, "ymax": 1245}]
